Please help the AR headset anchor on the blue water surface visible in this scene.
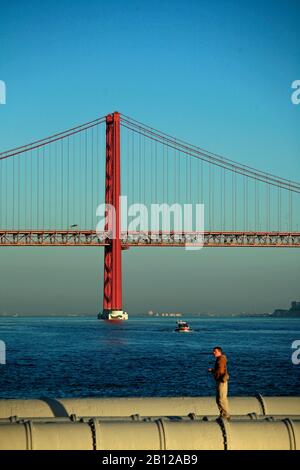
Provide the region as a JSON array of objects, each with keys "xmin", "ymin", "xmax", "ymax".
[{"xmin": 0, "ymin": 316, "xmax": 299, "ymax": 398}]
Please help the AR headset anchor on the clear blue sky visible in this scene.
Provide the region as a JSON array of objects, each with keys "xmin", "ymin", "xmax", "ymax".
[{"xmin": 0, "ymin": 0, "xmax": 299, "ymax": 314}]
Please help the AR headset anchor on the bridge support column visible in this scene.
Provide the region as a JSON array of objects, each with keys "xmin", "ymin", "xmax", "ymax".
[{"xmin": 98, "ymin": 112, "xmax": 127, "ymax": 321}]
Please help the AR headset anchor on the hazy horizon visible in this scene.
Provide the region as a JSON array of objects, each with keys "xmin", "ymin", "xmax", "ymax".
[{"xmin": 0, "ymin": 246, "xmax": 299, "ymax": 316}]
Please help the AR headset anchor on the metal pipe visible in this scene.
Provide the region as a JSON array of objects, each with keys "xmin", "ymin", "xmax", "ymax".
[
  {"xmin": 0, "ymin": 396, "xmax": 299, "ymax": 419},
  {"xmin": 2, "ymin": 414, "xmax": 300, "ymax": 423},
  {"xmin": 1, "ymin": 418, "xmax": 300, "ymax": 450}
]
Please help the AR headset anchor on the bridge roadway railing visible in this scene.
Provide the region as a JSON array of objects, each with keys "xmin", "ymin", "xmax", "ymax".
[{"xmin": 1, "ymin": 230, "xmax": 300, "ymax": 247}]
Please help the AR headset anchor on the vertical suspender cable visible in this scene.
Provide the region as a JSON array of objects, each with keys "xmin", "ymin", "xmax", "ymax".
[
  {"xmin": 24, "ymin": 152, "xmax": 26, "ymax": 230},
  {"xmin": 201, "ymin": 159, "xmax": 203, "ymax": 204},
  {"xmin": 243, "ymin": 173, "xmax": 246, "ymax": 232},
  {"xmin": 155, "ymin": 140, "xmax": 157, "ymax": 204},
  {"xmin": 255, "ymin": 178, "xmax": 257, "ymax": 232},
  {"xmin": 150, "ymin": 138, "xmax": 153, "ymax": 206},
  {"xmin": 61, "ymin": 139, "xmax": 64, "ymax": 229},
  {"xmin": 73, "ymin": 134, "xmax": 76, "ymax": 227},
  {"xmin": 197, "ymin": 156, "xmax": 200, "ymax": 205},
  {"xmin": 289, "ymin": 184, "xmax": 292, "ymax": 232},
  {"xmin": 79, "ymin": 132, "xmax": 82, "ymax": 228},
  {"xmin": 143, "ymin": 134, "xmax": 146, "ymax": 206},
  {"xmin": 278, "ymin": 186, "xmax": 281, "ymax": 232},
  {"xmin": 265, "ymin": 179, "xmax": 268, "ymax": 232},
  {"xmin": 139, "ymin": 132, "xmax": 141, "ymax": 205},
  {"xmin": 163, "ymin": 143, "xmax": 165, "ymax": 203},
  {"xmin": 268, "ymin": 182, "xmax": 270, "ymax": 232},
  {"xmin": 257, "ymin": 181, "xmax": 260, "ymax": 231},
  {"xmin": 6, "ymin": 157, "xmax": 8, "ymax": 228},
  {"xmin": 85, "ymin": 130, "xmax": 88, "ymax": 230},
  {"xmin": 132, "ymin": 130, "xmax": 135, "ymax": 206},
  {"xmin": 210, "ymin": 163, "xmax": 213, "ymax": 229},
  {"xmin": 0, "ymin": 160, "xmax": 2, "ymax": 229},
  {"xmin": 126, "ymin": 128, "xmax": 129, "ymax": 207},
  {"xmin": 67, "ymin": 135, "xmax": 70, "ymax": 229},
  {"xmin": 56, "ymin": 142, "xmax": 58, "ymax": 229},
  {"xmin": 234, "ymin": 171, "xmax": 237, "ymax": 231},
  {"xmin": 189, "ymin": 155, "xmax": 192, "ymax": 204},
  {"xmin": 174, "ymin": 146, "xmax": 176, "ymax": 206},
  {"xmin": 245, "ymin": 176, "xmax": 248, "ymax": 232},
  {"xmin": 166, "ymin": 143, "xmax": 169, "ymax": 204},
  {"xmin": 186, "ymin": 153, "xmax": 188, "ymax": 205},
  {"xmin": 223, "ymin": 168, "xmax": 226, "ymax": 231},
  {"xmin": 209, "ymin": 164, "xmax": 212, "ymax": 231},
  {"xmin": 220, "ymin": 167, "xmax": 223, "ymax": 231},
  {"xmin": 178, "ymin": 150, "xmax": 181, "ymax": 204},
  {"xmin": 42, "ymin": 145, "xmax": 45, "ymax": 230},
  {"xmin": 91, "ymin": 127, "xmax": 93, "ymax": 228},
  {"xmin": 12, "ymin": 150, "xmax": 15, "ymax": 229},
  {"xmin": 49, "ymin": 142, "xmax": 51, "ymax": 229},
  {"xmin": 37, "ymin": 148, "xmax": 39, "ymax": 229},
  {"xmin": 18, "ymin": 153, "xmax": 20, "ymax": 229}
]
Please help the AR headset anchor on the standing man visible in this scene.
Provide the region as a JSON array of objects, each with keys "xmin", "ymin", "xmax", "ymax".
[{"xmin": 208, "ymin": 346, "xmax": 230, "ymax": 420}]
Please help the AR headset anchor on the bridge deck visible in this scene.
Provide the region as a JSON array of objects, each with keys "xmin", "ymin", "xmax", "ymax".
[{"xmin": 0, "ymin": 230, "xmax": 300, "ymax": 247}]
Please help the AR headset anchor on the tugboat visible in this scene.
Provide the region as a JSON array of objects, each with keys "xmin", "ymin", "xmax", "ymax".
[{"xmin": 175, "ymin": 320, "xmax": 191, "ymax": 332}]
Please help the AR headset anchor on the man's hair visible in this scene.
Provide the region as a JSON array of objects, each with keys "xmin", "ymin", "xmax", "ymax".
[{"xmin": 213, "ymin": 346, "xmax": 223, "ymax": 353}]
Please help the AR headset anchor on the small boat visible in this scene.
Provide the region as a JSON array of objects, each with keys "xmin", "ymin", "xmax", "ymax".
[{"xmin": 175, "ymin": 320, "xmax": 191, "ymax": 332}]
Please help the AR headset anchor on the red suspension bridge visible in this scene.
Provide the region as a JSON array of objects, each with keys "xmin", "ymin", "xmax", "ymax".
[{"xmin": 1, "ymin": 112, "xmax": 300, "ymax": 319}]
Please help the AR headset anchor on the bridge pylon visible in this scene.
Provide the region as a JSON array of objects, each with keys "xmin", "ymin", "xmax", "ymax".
[{"xmin": 98, "ymin": 112, "xmax": 127, "ymax": 321}]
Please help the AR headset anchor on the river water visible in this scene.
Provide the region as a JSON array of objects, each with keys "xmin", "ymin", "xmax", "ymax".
[{"xmin": 0, "ymin": 316, "xmax": 299, "ymax": 398}]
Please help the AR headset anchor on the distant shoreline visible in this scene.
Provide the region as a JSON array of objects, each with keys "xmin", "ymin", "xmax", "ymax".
[{"xmin": 0, "ymin": 312, "xmax": 299, "ymax": 318}]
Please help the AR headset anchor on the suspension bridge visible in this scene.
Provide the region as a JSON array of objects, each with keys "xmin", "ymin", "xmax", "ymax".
[{"xmin": 1, "ymin": 112, "xmax": 300, "ymax": 319}]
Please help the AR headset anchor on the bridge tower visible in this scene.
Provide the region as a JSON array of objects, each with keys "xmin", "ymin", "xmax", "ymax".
[{"xmin": 98, "ymin": 112, "xmax": 128, "ymax": 320}]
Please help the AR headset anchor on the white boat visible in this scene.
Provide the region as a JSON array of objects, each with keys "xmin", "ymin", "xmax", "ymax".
[{"xmin": 175, "ymin": 320, "xmax": 191, "ymax": 332}]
